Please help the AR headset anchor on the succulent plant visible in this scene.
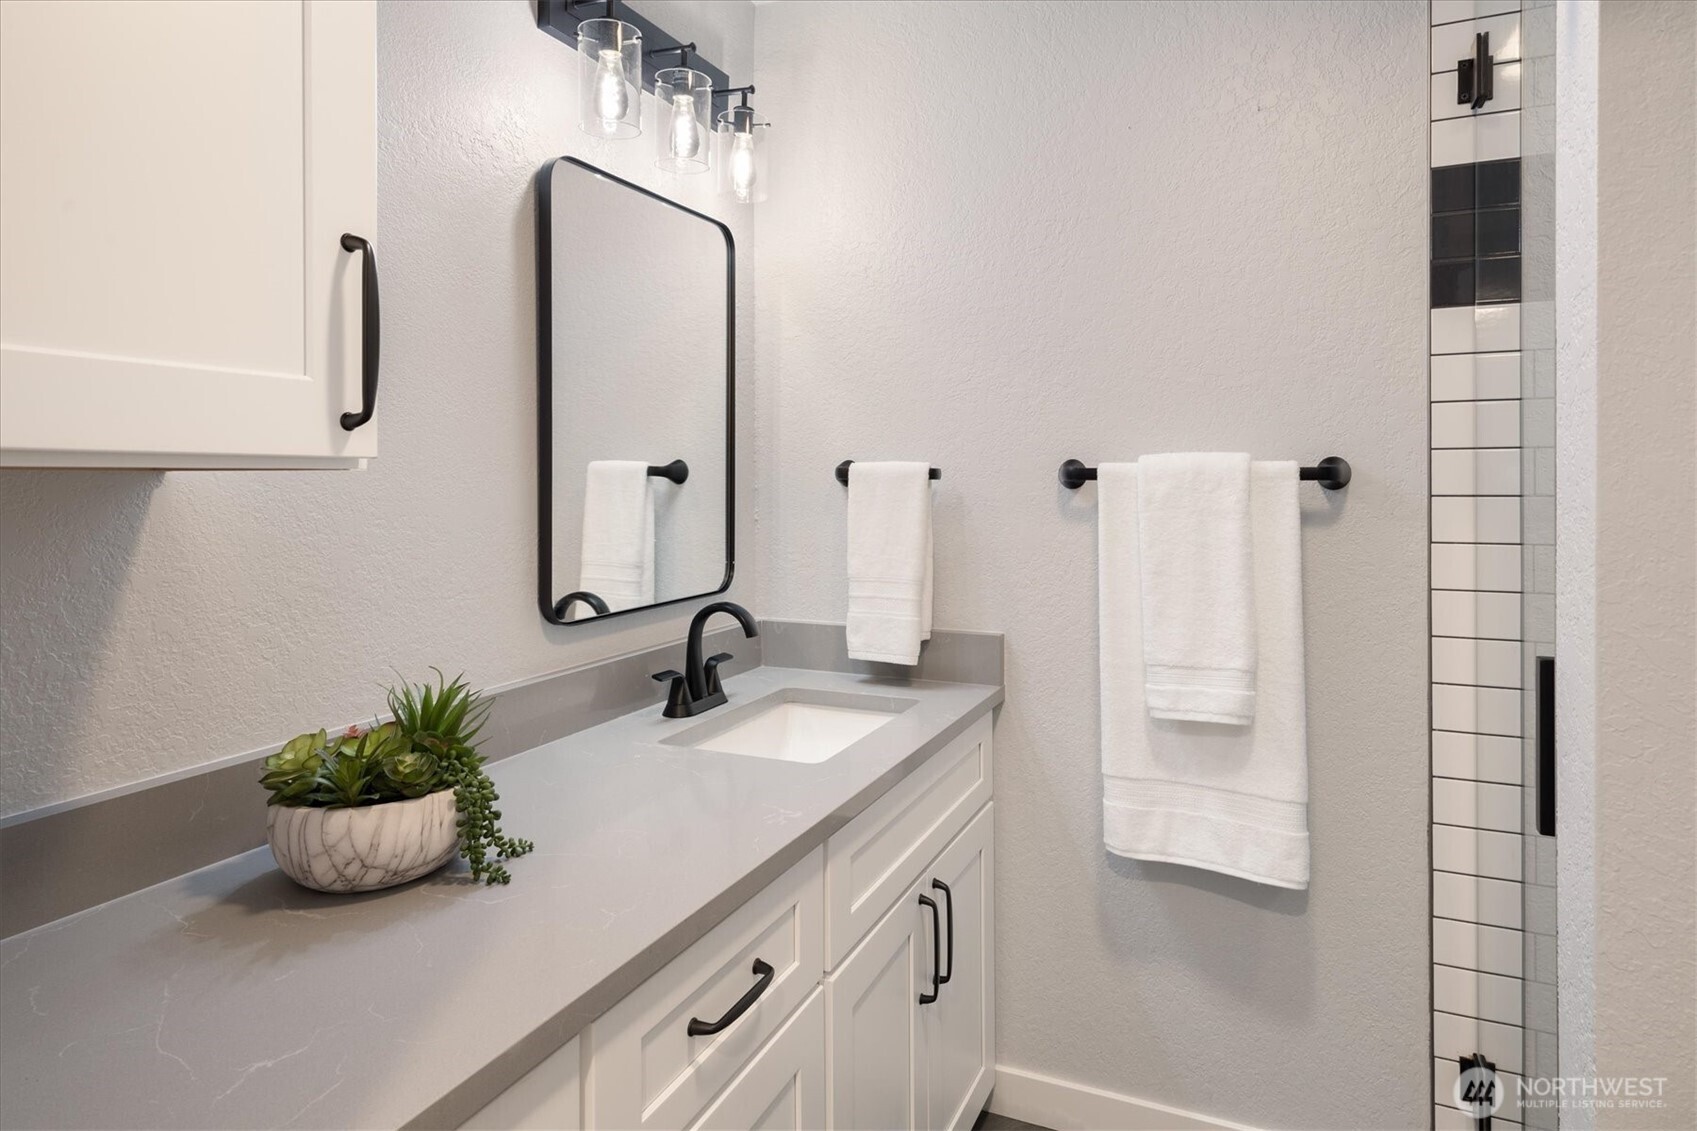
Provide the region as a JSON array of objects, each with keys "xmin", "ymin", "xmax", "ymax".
[
  {"xmin": 388, "ymin": 670, "xmax": 533, "ymax": 885},
  {"xmin": 259, "ymin": 671, "xmax": 533, "ymax": 885}
]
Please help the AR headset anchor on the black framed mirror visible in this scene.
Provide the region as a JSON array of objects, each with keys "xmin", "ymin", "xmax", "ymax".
[{"xmin": 536, "ymin": 156, "xmax": 734, "ymax": 625}]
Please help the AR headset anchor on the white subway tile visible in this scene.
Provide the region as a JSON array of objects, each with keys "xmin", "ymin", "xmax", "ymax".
[
  {"xmin": 1437, "ymin": 1106, "xmax": 1523, "ymax": 1131},
  {"xmin": 1433, "ymin": 448, "xmax": 1521, "ymax": 495},
  {"xmin": 1434, "ymin": 684, "xmax": 1524, "ymax": 738},
  {"xmin": 1434, "ymin": 401, "xmax": 1522, "ymax": 448},
  {"xmin": 1436, "ymin": 1057, "xmax": 1526, "ymax": 1122},
  {"xmin": 1434, "ymin": 824, "xmax": 1524, "ymax": 879},
  {"xmin": 1433, "ymin": 13, "xmax": 1524, "ymax": 71},
  {"xmin": 1433, "ymin": 496, "xmax": 1522, "ymax": 543},
  {"xmin": 1432, "ymin": 62, "xmax": 1523, "ymax": 121},
  {"xmin": 1432, "ymin": 352, "xmax": 1522, "ymax": 401},
  {"xmin": 1433, "ymin": 590, "xmax": 1522, "ymax": 639},
  {"xmin": 1435, "ymin": 964, "xmax": 1525, "ymax": 1026},
  {"xmin": 1435, "ymin": 776, "xmax": 1524, "ymax": 831},
  {"xmin": 1435, "ymin": 870, "xmax": 1523, "ymax": 928},
  {"xmin": 1433, "ymin": 1, "xmax": 1523, "ymax": 29},
  {"xmin": 1431, "ymin": 304, "xmax": 1522, "ymax": 354},
  {"xmin": 1434, "ymin": 730, "xmax": 1523, "ymax": 783},
  {"xmin": 1434, "ymin": 1011, "xmax": 1525, "ymax": 1075},
  {"xmin": 1434, "ymin": 917, "xmax": 1525, "ymax": 978},
  {"xmin": 1432, "ymin": 544, "xmax": 1524, "ymax": 592},
  {"xmin": 1433, "ymin": 637, "xmax": 1524, "ymax": 687},
  {"xmin": 1432, "ymin": 111, "xmax": 1522, "ymax": 166}
]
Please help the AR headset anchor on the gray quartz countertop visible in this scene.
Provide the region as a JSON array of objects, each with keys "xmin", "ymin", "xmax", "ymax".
[{"xmin": 0, "ymin": 667, "xmax": 1000, "ymax": 1131}]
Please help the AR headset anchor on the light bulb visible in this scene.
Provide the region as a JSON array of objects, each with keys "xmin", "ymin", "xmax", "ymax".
[
  {"xmin": 593, "ymin": 49, "xmax": 628, "ymax": 129},
  {"xmin": 730, "ymin": 130, "xmax": 757, "ymax": 202},
  {"xmin": 668, "ymin": 93, "xmax": 702, "ymax": 159}
]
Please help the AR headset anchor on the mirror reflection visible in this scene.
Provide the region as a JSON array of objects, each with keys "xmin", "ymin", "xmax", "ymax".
[{"xmin": 538, "ymin": 157, "xmax": 732, "ymax": 624}]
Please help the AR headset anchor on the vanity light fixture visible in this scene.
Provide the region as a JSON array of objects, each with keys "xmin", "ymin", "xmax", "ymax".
[
  {"xmin": 649, "ymin": 43, "xmax": 712, "ymax": 173},
  {"xmin": 577, "ymin": 2, "xmax": 641, "ymax": 139},
  {"xmin": 714, "ymin": 87, "xmax": 770, "ymax": 204}
]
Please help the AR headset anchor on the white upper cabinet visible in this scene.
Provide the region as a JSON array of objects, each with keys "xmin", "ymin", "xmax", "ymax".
[{"xmin": 0, "ymin": 0, "xmax": 378, "ymax": 469}]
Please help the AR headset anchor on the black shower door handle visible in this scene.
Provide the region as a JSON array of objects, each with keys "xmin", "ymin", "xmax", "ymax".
[
  {"xmin": 931, "ymin": 878, "xmax": 954, "ymax": 985},
  {"xmin": 918, "ymin": 894, "xmax": 941, "ymax": 1004},
  {"xmin": 687, "ymin": 959, "xmax": 774, "ymax": 1037},
  {"xmin": 339, "ymin": 233, "xmax": 380, "ymax": 431}
]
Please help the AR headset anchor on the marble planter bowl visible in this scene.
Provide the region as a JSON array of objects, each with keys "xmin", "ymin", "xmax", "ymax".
[{"xmin": 267, "ymin": 789, "xmax": 459, "ymax": 893}]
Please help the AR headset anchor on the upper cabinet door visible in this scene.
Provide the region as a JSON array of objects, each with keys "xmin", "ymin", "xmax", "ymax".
[{"xmin": 0, "ymin": 0, "xmax": 377, "ymax": 469}]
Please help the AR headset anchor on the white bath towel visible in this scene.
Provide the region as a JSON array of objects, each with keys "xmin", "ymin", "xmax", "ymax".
[
  {"xmin": 1099, "ymin": 461, "xmax": 1309, "ymax": 889},
  {"xmin": 1136, "ymin": 452, "xmax": 1258, "ymax": 725},
  {"xmin": 579, "ymin": 460, "xmax": 655, "ymax": 615},
  {"xmin": 845, "ymin": 461, "xmax": 933, "ymax": 665}
]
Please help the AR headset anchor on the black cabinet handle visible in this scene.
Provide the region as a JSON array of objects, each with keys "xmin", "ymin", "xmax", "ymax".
[
  {"xmin": 339, "ymin": 233, "xmax": 380, "ymax": 431},
  {"xmin": 918, "ymin": 894, "xmax": 941, "ymax": 1004},
  {"xmin": 931, "ymin": 879, "xmax": 953, "ymax": 985},
  {"xmin": 687, "ymin": 958, "xmax": 774, "ymax": 1037}
]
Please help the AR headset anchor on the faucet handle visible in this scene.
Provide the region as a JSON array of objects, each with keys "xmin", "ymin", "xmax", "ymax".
[
  {"xmin": 652, "ymin": 669, "xmax": 692, "ymax": 718},
  {"xmin": 703, "ymin": 653, "xmax": 734, "ymax": 696}
]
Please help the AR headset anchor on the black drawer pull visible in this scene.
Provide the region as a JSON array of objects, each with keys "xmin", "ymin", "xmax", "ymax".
[
  {"xmin": 339, "ymin": 233, "xmax": 380, "ymax": 431},
  {"xmin": 918, "ymin": 894, "xmax": 941, "ymax": 1004},
  {"xmin": 687, "ymin": 959, "xmax": 774, "ymax": 1037},
  {"xmin": 931, "ymin": 879, "xmax": 954, "ymax": 985}
]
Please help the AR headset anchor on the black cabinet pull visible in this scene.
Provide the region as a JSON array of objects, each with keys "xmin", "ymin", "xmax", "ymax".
[
  {"xmin": 918, "ymin": 894, "xmax": 941, "ymax": 1004},
  {"xmin": 931, "ymin": 879, "xmax": 953, "ymax": 985},
  {"xmin": 687, "ymin": 958, "xmax": 774, "ymax": 1037},
  {"xmin": 339, "ymin": 233, "xmax": 380, "ymax": 431}
]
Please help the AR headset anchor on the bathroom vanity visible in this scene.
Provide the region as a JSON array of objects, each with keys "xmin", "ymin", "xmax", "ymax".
[
  {"xmin": 470, "ymin": 706, "xmax": 994, "ymax": 1131},
  {"xmin": 0, "ymin": 665, "xmax": 999, "ymax": 1130}
]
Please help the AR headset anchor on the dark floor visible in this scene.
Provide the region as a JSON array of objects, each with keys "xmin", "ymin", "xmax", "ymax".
[{"xmin": 973, "ymin": 1109, "xmax": 1051, "ymax": 1131}]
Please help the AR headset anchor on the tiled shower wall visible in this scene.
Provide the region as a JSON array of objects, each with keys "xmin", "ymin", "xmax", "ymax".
[{"xmin": 1429, "ymin": 1, "xmax": 1558, "ymax": 1128}]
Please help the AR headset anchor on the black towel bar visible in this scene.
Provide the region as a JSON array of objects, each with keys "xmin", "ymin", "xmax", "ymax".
[
  {"xmin": 836, "ymin": 460, "xmax": 942, "ymax": 485},
  {"xmin": 1059, "ymin": 456, "xmax": 1351, "ymax": 491},
  {"xmin": 647, "ymin": 459, "xmax": 689, "ymax": 484}
]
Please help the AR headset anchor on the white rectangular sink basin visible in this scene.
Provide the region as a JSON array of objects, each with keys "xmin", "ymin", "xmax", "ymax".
[{"xmin": 666, "ymin": 689, "xmax": 917, "ymax": 764}]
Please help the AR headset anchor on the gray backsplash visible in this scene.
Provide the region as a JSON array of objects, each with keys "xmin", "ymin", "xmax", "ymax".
[{"xmin": 0, "ymin": 621, "xmax": 1001, "ymax": 937}]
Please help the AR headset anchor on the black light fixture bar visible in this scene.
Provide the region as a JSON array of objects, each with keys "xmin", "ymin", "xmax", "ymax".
[{"xmin": 538, "ymin": 0, "xmax": 733, "ymax": 107}]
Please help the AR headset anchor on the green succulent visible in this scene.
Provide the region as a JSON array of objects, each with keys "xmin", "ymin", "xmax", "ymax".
[
  {"xmin": 388, "ymin": 670, "xmax": 533, "ymax": 885},
  {"xmin": 259, "ymin": 670, "xmax": 533, "ymax": 885}
]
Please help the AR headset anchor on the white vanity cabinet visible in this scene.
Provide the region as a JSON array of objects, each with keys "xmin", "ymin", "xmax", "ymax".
[
  {"xmin": 463, "ymin": 712, "xmax": 995, "ymax": 1131},
  {"xmin": 0, "ymin": 0, "xmax": 378, "ymax": 469}
]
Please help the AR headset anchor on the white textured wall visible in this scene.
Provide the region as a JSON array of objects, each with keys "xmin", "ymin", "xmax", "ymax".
[
  {"xmin": 1591, "ymin": 0, "xmax": 1697, "ymax": 1122},
  {"xmin": 0, "ymin": 0, "xmax": 756, "ymax": 815},
  {"xmin": 1555, "ymin": 0, "xmax": 1598, "ymax": 1119},
  {"xmin": 752, "ymin": 1, "xmax": 1430, "ymax": 1126}
]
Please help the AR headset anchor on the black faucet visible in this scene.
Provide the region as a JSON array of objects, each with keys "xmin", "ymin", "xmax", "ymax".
[{"xmin": 652, "ymin": 601, "xmax": 759, "ymax": 718}]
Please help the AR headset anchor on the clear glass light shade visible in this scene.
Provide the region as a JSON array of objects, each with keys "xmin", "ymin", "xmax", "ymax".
[
  {"xmin": 654, "ymin": 67, "xmax": 713, "ymax": 173},
  {"xmin": 577, "ymin": 18, "xmax": 641, "ymax": 139},
  {"xmin": 715, "ymin": 107, "xmax": 770, "ymax": 204}
]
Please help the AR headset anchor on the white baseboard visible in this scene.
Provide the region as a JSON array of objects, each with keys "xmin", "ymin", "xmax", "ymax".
[{"xmin": 986, "ymin": 1065, "xmax": 1256, "ymax": 1131}]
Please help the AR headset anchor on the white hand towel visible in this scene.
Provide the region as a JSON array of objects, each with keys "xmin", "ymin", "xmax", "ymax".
[
  {"xmin": 579, "ymin": 460, "xmax": 655, "ymax": 615},
  {"xmin": 846, "ymin": 461, "xmax": 933, "ymax": 665},
  {"xmin": 1136, "ymin": 452, "xmax": 1258, "ymax": 725},
  {"xmin": 1100, "ymin": 461, "xmax": 1309, "ymax": 889}
]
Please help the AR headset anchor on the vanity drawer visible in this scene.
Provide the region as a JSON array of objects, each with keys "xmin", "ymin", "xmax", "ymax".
[
  {"xmin": 688, "ymin": 988, "xmax": 824, "ymax": 1131},
  {"xmin": 586, "ymin": 848, "xmax": 824, "ymax": 1131},
  {"xmin": 824, "ymin": 712, "xmax": 992, "ymax": 969}
]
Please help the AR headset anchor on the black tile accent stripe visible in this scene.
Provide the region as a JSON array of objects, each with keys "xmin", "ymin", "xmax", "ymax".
[{"xmin": 1431, "ymin": 160, "xmax": 1522, "ymax": 307}]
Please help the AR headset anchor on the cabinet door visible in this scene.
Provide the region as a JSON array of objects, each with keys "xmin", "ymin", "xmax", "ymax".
[
  {"xmin": 923, "ymin": 804, "xmax": 994, "ymax": 1131},
  {"xmin": 689, "ymin": 989, "xmax": 825, "ymax": 1131},
  {"xmin": 0, "ymin": 0, "xmax": 376, "ymax": 468},
  {"xmin": 825, "ymin": 879, "xmax": 930, "ymax": 1130}
]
